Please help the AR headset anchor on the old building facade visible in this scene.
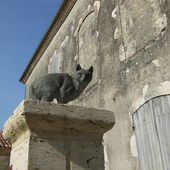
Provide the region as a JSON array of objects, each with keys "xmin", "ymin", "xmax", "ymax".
[{"xmin": 3, "ymin": 0, "xmax": 170, "ymax": 169}]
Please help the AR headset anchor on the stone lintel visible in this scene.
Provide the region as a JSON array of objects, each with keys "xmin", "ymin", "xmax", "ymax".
[{"xmin": 3, "ymin": 100, "xmax": 115, "ymax": 143}]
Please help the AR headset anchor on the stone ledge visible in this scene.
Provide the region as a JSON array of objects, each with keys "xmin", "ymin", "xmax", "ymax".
[{"xmin": 3, "ymin": 100, "xmax": 115, "ymax": 143}]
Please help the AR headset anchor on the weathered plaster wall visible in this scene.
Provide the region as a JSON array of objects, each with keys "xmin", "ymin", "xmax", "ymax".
[
  {"xmin": 26, "ymin": 0, "xmax": 170, "ymax": 169},
  {"xmin": 25, "ymin": 0, "xmax": 93, "ymax": 85},
  {"xmin": 10, "ymin": 132, "xmax": 29, "ymax": 170}
]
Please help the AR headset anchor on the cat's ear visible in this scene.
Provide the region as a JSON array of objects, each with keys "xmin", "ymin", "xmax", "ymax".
[
  {"xmin": 76, "ymin": 64, "xmax": 82, "ymax": 71},
  {"xmin": 89, "ymin": 66, "xmax": 93, "ymax": 73}
]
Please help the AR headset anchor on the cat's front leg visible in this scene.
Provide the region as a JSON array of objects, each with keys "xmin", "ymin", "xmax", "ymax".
[
  {"xmin": 59, "ymin": 86, "xmax": 72, "ymax": 103},
  {"xmin": 60, "ymin": 88, "xmax": 67, "ymax": 99}
]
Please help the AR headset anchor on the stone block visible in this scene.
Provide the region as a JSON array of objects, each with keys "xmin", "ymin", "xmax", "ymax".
[{"xmin": 3, "ymin": 100, "xmax": 115, "ymax": 170}]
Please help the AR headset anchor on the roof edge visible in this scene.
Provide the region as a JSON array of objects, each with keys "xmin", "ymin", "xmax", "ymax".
[{"xmin": 20, "ymin": 0, "xmax": 77, "ymax": 84}]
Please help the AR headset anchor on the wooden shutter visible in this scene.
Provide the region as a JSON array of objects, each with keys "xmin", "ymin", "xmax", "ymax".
[{"xmin": 133, "ymin": 95, "xmax": 170, "ymax": 170}]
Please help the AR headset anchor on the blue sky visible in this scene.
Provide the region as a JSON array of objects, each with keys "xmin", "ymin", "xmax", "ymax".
[{"xmin": 0, "ymin": 0, "xmax": 62, "ymax": 129}]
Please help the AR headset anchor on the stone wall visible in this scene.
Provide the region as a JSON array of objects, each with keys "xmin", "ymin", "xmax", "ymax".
[
  {"xmin": 25, "ymin": 0, "xmax": 170, "ymax": 169},
  {"xmin": 9, "ymin": 133, "xmax": 29, "ymax": 170}
]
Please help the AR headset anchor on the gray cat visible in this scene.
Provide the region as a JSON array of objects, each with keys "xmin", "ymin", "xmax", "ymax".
[{"xmin": 27, "ymin": 64, "xmax": 93, "ymax": 103}]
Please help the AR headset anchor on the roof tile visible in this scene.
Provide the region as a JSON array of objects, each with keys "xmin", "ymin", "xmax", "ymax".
[{"xmin": 0, "ymin": 131, "xmax": 11, "ymax": 152}]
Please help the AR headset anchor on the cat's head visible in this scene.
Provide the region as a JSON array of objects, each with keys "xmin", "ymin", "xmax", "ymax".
[{"xmin": 75, "ymin": 64, "xmax": 93, "ymax": 83}]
